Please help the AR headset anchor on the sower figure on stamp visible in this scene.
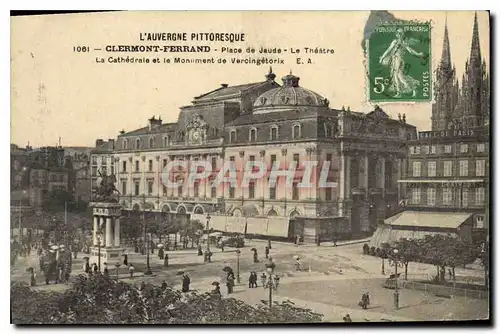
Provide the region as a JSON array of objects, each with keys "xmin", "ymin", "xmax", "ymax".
[{"xmin": 379, "ymin": 28, "xmax": 427, "ymax": 98}]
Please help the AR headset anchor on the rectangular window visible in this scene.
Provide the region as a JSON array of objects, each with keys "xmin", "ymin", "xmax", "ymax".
[
  {"xmin": 270, "ymin": 154, "xmax": 277, "ymax": 168},
  {"xmin": 427, "ymin": 161, "xmax": 436, "ymax": 177},
  {"xmin": 230, "ymin": 156, "xmax": 235, "ymax": 162},
  {"xmin": 249, "ymin": 155, "xmax": 255, "ymax": 162},
  {"xmin": 427, "ymin": 188, "xmax": 436, "ymax": 206},
  {"xmin": 122, "ymin": 181, "xmax": 127, "ymax": 195},
  {"xmin": 110, "ymin": 166, "xmax": 114, "ymax": 175},
  {"xmin": 476, "ymin": 160, "xmax": 485, "ymax": 176},
  {"xmin": 135, "ymin": 161, "xmax": 139, "ymax": 172},
  {"xmin": 194, "ymin": 181, "xmax": 199, "ymax": 198},
  {"xmin": 430, "ymin": 145, "xmax": 437, "ymax": 154},
  {"xmin": 460, "ymin": 144, "xmax": 468, "ymax": 153},
  {"xmin": 122, "ymin": 161, "xmax": 127, "ymax": 172},
  {"xmin": 147, "ymin": 181, "xmax": 153, "ymax": 195},
  {"xmin": 292, "ymin": 183, "xmax": 299, "ymax": 200},
  {"xmin": 326, "ymin": 153, "xmax": 333, "ymax": 170},
  {"xmin": 229, "ymin": 186, "xmax": 235, "ymax": 199},
  {"xmin": 269, "ymin": 185, "xmax": 276, "ymax": 199},
  {"xmin": 163, "ymin": 159, "xmax": 167, "ymax": 168},
  {"xmin": 134, "ymin": 181, "xmax": 140, "ymax": 196},
  {"xmin": 415, "ymin": 146, "xmax": 421, "ymax": 154},
  {"xmin": 412, "ymin": 188, "xmax": 421, "ymax": 204},
  {"xmin": 477, "ymin": 143, "xmax": 485, "ymax": 153},
  {"xmin": 211, "ymin": 181, "xmax": 217, "ymax": 198},
  {"xmin": 476, "ymin": 215, "xmax": 485, "ymax": 229},
  {"xmin": 325, "ymin": 188, "xmax": 332, "ymax": 201},
  {"xmin": 101, "ymin": 158, "xmax": 107, "ymax": 166},
  {"xmin": 248, "ymin": 181, "xmax": 255, "ymax": 199},
  {"xmin": 148, "ymin": 160, "xmax": 153, "ymax": 172},
  {"xmin": 462, "ymin": 189, "xmax": 468, "ymax": 207},
  {"xmin": 270, "ymin": 127, "xmax": 278, "ymax": 141},
  {"xmin": 412, "ymin": 161, "xmax": 421, "ymax": 177},
  {"xmin": 178, "ymin": 184, "xmax": 183, "ymax": 198},
  {"xmin": 92, "ymin": 156, "xmax": 97, "ymax": 165},
  {"xmin": 211, "ymin": 157, "xmax": 217, "ymax": 170},
  {"xmin": 230, "ymin": 131, "xmax": 236, "ymax": 142},
  {"xmin": 459, "ymin": 160, "xmax": 468, "ymax": 177},
  {"xmin": 443, "ymin": 161, "xmax": 453, "ymax": 176},
  {"xmin": 444, "ymin": 145, "xmax": 452, "ymax": 153},
  {"xmin": 475, "ymin": 187, "xmax": 485, "ymax": 205},
  {"xmin": 422, "ymin": 146, "xmax": 430, "ymax": 154},
  {"xmin": 91, "ymin": 167, "xmax": 97, "ymax": 177},
  {"xmin": 410, "ymin": 146, "xmax": 415, "ymax": 155},
  {"xmin": 443, "ymin": 188, "xmax": 452, "ymax": 205}
]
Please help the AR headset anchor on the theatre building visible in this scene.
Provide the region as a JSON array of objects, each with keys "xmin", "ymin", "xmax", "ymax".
[{"xmin": 111, "ymin": 69, "xmax": 415, "ymax": 243}]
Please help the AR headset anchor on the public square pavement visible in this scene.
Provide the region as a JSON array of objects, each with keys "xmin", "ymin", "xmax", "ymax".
[{"xmin": 12, "ymin": 239, "xmax": 489, "ymax": 322}]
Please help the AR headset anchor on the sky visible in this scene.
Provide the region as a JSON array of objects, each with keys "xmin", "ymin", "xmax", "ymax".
[{"xmin": 11, "ymin": 11, "xmax": 490, "ymax": 148}]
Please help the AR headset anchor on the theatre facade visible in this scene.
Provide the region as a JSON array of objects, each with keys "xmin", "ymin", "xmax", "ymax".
[{"xmin": 107, "ymin": 69, "xmax": 416, "ymax": 243}]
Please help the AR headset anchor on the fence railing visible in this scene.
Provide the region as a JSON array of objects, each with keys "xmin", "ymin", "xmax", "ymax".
[{"xmin": 401, "ymin": 281, "xmax": 489, "ymax": 300}]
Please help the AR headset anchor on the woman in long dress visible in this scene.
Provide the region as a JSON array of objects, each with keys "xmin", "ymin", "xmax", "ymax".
[{"xmin": 379, "ymin": 28, "xmax": 425, "ymax": 97}]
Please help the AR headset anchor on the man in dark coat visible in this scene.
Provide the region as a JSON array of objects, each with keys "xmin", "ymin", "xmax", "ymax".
[
  {"xmin": 182, "ymin": 274, "xmax": 191, "ymax": 292},
  {"xmin": 265, "ymin": 246, "xmax": 270, "ymax": 259}
]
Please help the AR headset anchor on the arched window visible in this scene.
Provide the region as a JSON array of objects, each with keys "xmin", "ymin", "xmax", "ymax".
[
  {"xmin": 268, "ymin": 209, "xmax": 278, "ymax": 216},
  {"xmin": 249, "ymin": 128, "xmax": 257, "ymax": 142},
  {"xmin": 270, "ymin": 125, "xmax": 278, "ymax": 141},
  {"xmin": 123, "ymin": 139, "xmax": 128, "ymax": 150},
  {"xmin": 324, "ymin": 124, "xmax": 330, "ymax": 138},
  {"xmin": 135, "ymin": 138, "xmax": 141, "ymax": 149},
  {"xmin": 178, "ymin": 131, "xmax": 185, "ymax": 142},
  {"xmin": 292, "ymin": 123, "xmax": 302, "ymax": 139},
  {"xmin": 230, "ymin": 130, "xmax": 237, "ymax": 143},
  {"xmin": 149, "ymin": 137, "xmax": 155, "ymax": 148},
  {"xmin": 163, "ymin": 136, "xmax": 169, "ymax": 147}
]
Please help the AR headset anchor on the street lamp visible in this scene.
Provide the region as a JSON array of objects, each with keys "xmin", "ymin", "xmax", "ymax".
[
  {"xmin": 143, "ymin": 208, "xmax": 153, "ymax": 276},
  {"xmin": 236, "ymin": 249, "xmax": 241, "ymax": 283},
  {"xmin": 97, "ymin": 231, "xmax": 103, "ymax": 272},
  {"xmin": 205, "ymin": 214, "xmax": 211, "ymax": 251},
  {"xmin": 114, "ymin": 261, "xmax": 121, "ymax": 281},
  {"xmin": 389, "ymin": 248, "xmax": 404, "ymax": 309},
  {"xmin": 265, "ymin": 267, "xmax": 280, "ymax": 309}
]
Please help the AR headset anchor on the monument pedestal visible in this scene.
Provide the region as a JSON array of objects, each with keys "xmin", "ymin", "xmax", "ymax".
[{"xmin": 89, "ymin": 201, "xmax": 124, "ymax": 270}]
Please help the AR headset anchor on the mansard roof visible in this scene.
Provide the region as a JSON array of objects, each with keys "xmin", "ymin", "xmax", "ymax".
[
  {"xmin": 119, "ymin": 123, "xmax": 177, "ymax": 137},
  {"xmin": 225, "ymin": 107, "xmax": 339, "ymax": 126}
]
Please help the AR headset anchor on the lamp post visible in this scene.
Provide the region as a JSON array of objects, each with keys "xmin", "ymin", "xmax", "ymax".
[
  {"xmin": 97, "ymin": 232, "xmax": 102, "ymax": 272},
  {"xmin": 389, "ymin": 248, "xmax": 404, "ymax": 309},
  {"xmin": 205, "ymin": 214, "xmax": 211, "ymax": 251},
  {"xmin": 265, "ymin": 267, "xmax": 280, "ymax": 309},
  {"xmin": 236, "ymin": 249, "xmax": 241, "ymax": 283},
  {"xmin": 114, "ymin": 262, "xmax": 121, "ymax": 281},
  {"xmin": 143, "ymin": 208, "xmax": 153, "ymax": 276}
]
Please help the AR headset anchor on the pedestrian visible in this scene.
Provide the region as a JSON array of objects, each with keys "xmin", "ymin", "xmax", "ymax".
[
  {"xmin": 158, "ymin": 247, "xmax": 164, "ymax": 260},
  {"xmin": 295, "ymin": 257, "xmax": 302, "ymax": 271},
  {"xmin": 212, "ymin": 282, "xmax": 221, "ymax": 295},
  {"xmin": 226, "ymin": 275, "xmax": 235, "ymax": 294},
  {"xmin": 295, "ymin": 235, "xmax": 300, "ymax": 245},
  {"xmin": 103, "ymin": 262, "xmax": 109, "ymax": 276},
  {"xmin": 123, "ymin": 254, "xmax": 128, "ymax": 266},
  {"xmin": 220, "ymin": 243, "xmax": 224, "ymax": 252},
  {"xmin": 197, "ymin": 244, "xmax": 203, "ymax": 256},
  {"xmin": 174, "ymin": 241, "xmax": 178, "ymax": 251},
  {"xmin": 333, "ymin": 235, "xmax": 338, "ymax": 247},
  {"xmin": 161, "ymin": 280, "xmax": 168, "ymax": 290},
  {"xmin": 248, "ymin": 272, "xmax": 253, "ymax": 288},
  {"xmin": 261, "ymin": 272, "xmax": 267, "ymax": 289},
  {"xmin": 265, "ymin": 246, "xmax": 270, "ymax": 259},
  {"xmin": 358, "ymin": 292, "xmax": 370, "ymax": 309},
  {"xmin": 83, "ymin": 259, "xmax": 90, "ymax": 274},
  {"xmin": 73, "ymin": 248, "xmax": 78, "ymax": 260},
  {"xmin": 268, "ymin": 239, "xmax": 272, "ymax": 250},
  {"xmin": 27, "ymin": 267, "xmax": 36, "ymax": 287},
  {"xmin": 93, "ymin": 263, "xmax": 98, "ymax": 274},
  {"xmin": 253, "ymin": 249, "xmax": 259, "ymax": 263},
  {"xmin": 182, "ymin": 273, "xmax": 191, "ymax": 293},
  {"xmin": 129, "ymin": 264, "xmax": 135, "ymax": 278},
  {"xmin": 448, "ymin": 268, "xmax": 453, "ymax": 281},
  {"xmin": 343, "ymin": 314, "xmax": 352, "ymax": 322},
  {"xmin": 207, "ymin": 250, "xmax": 213, "ymax": 263},
  {"xmin": 251, "ymin": 271, "xmax": 258, "ymax": 288}
]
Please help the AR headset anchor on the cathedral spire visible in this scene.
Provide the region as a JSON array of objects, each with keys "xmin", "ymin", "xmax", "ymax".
[
  {"xmin": 440, "ymin": 16, "xmax": 452, "ymax": 70},
  {"xmin": 469, "ymin": 11, "xmax": 482, "ymax": 68}
]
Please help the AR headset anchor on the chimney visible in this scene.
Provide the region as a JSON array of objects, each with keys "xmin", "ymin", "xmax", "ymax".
[
  {"xmin": 148, "ymin": 116, "xmax": 162, "ymax": 130},
  {"xmin": 221, "ymin": 84, "xmax": 228, "ymax": 88},
  {"xmin": 108, "ymin": 139, "xmax": 115, "ymax": 149},
  {"xmin": 95, "ymin": 139, "xmax": 104, "ymax": 147}
]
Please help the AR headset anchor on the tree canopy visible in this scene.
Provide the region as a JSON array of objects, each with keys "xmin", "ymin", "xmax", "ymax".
[{"xmin": 11, "ymin": 275, "xmax": 323, "ymax": 324}]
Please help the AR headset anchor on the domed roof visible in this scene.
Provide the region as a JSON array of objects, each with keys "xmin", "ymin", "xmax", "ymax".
[{"xmin": 253, "ymin": 72, "xmax": 329, "ymax": 109}]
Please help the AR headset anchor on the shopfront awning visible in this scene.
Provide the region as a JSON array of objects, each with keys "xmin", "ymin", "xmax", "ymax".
[{"xmin": 384, "ymin": 211, "xmax": 472, "ymax": 229}]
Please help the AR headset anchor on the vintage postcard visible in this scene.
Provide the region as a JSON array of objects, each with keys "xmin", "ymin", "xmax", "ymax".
[{"xmin": 10, "ymin": 10, "xmax": 490, "ymax": 324}]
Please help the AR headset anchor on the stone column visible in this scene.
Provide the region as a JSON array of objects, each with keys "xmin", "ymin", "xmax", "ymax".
[
  {"xmin": 93, "ymin": 215, "xmax": 98, "ymax": 246},
  {"xmin": 364, "ymin": 153, "xmax": 369, "ymax": 191},
  {"xmin": 114, "ymin": 218, "xmax": 120, "ymax": 247},
  {"xmin": 106, "ymin": 217, "xmax": 113, "ymax": 247},
  {"xmin": 100, "ymin": 216, "xmax": 106, "ymax": 246},
  {"xmin": 380, "ymin": 157, "xmax": 386, "ymax": 191}
]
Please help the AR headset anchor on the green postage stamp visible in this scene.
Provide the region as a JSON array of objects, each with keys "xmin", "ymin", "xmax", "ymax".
[{"xmin": 368, "ymin": 22, "xmax": 431, "ymax": 102}]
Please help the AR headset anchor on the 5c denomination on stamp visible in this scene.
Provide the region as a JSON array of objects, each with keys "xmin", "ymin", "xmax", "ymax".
[{"xmin": 367, "ymin": 22, "xmax": 431, "ymax": 102}]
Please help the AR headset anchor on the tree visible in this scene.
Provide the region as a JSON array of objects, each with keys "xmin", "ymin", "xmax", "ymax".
[
  {"xmin": 393, "ymin": 238, "xmax": 421, "ymax": 280},
  {"xmin": 378, "ymin": 242, "xmax": 391, "ymax": 276},
  {"xmin": 11, "ymin": 275, "xmax": 323, "ymax": 324}
]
